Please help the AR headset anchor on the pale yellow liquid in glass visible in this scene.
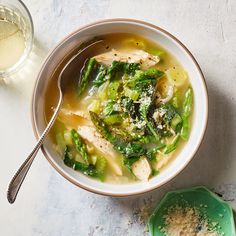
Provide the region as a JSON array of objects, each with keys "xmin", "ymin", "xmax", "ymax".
[{"xmin": 0, "ymin": 19, "xmax": 25, "ymax": 70}]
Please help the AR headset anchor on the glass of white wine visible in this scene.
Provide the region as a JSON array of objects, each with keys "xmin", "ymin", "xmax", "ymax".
[{"xmin": 0, "ymin": 0, "xmax": 33, "ymax": 79}]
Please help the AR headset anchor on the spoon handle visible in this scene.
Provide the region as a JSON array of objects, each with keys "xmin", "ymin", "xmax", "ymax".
[{"xmin": 7, "ymin": 97, "xmax": 62, "ymax": 204}]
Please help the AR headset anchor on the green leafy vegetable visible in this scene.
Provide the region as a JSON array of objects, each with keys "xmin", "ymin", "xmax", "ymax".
[
  {"xmin": 134, "ymin": 135, "xmax": 156, "ymax": 144},
  {"xmin": 181, "ymin": 88, "xmax": 193, "ymax": 140},
  {"xmin": 70, "ymin": 129, "xmax": 89, "ymax": 164},
  {"xmin": 128, "ymin": 68, "xmax": 164, "ymax": 90},
  {"xmin": 141, "ymin": 104, "xmax": 160, "ymax": 141},
  {"xmin": 103, "ymin": 101, "xmax": 116, "ymax": 116},
  {"xmin": 119, "ymin": 142, "xmax": 146, "ymax": 158},
  {"xmin": 123, "ymin": 156, "xmax": 140, "ymax": 171},
  {"xmin": 158, "ymin": 104, "xmax": 178, "ymax": 124},
  {"xmin": 121, "ymin": 96, "xmax": 139, "ymax": 119},
  {"xmin": 139, "ymin": 90, "xmax": 159, "ymax": 141},
  {"xmin": 107, "ymin": 61, "xmax": 140, "ymax": 79},
  {"xmin": 93, "ymin": 61, "xmax": 140, "ymax": 88}
]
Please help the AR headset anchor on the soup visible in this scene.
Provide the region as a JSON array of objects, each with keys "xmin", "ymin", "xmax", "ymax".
[{"xmin": 45, "ymin": 33, "xmax": 193, "ymax": 184}]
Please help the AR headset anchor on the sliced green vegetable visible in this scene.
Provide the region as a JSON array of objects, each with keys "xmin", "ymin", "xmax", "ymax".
[
  {"xmin": 70, "ymin": 129, "xmax": 89, "ymax": 164},
  {"xmin": 171, "ymin": 91, "xmax": 181, "ymax": 109},
  {"xmin": 64, "ymin": 146, "xmax": 99, "ymax": 177},
  {"xmin": 108, "ymin": 80, "xmax": 120, "ymax": 100},
  {"xmin": 124, "ymin": 87, "xmax": 139, "ymax": 101},
  {"xmin": 104, "ymin": 114, "xmax": 122, "ymax": 125},
  {"xmin": 146, "ymin": 143, "xmax": 166, "ymax": 161},
  {"xmin": 171, "ymin": 113, "xmax": 183, "ymax": 133},
  {"xmin": 181, "ymin": 117, "xmax": 190, "ymax": 140},
  {"xmin": 95, "ymin": 156, "xmax": 107, "ymax": 181},
  {"xmin": 164, "ymin": 134, "xmax": 180, "ymax": 154},
  {"xmin": 182, "ymin": 87, "xmax": 193, "ymax": 117},
  {"xmin": 79, "ymin": 58, "xmax": 96, "ymax": 95},
  {"xmin": 181, "ymin": 87, "xmax": 193, "ymax": 140}
]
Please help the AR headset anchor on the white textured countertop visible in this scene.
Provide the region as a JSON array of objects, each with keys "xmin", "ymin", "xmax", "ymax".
[{"xmin": 1, "ymin": 1, "xmax": 236, "ymax": 235}]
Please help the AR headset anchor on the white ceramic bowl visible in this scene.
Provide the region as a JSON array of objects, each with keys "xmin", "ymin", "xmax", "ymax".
[{"xmin": 32, "ymin": 19, "xmax": 208, "ymax": 196}]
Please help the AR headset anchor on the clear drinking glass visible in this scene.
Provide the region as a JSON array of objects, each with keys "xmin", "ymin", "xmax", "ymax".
[{"xmin": 0, "ymin": 0, "xmax": 34, "ymax": 78}]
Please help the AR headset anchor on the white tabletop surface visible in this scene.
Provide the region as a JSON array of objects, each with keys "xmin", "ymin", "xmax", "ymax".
[{"xmin": 1, "ymin": 0, "xmax": 236, "ymax": 235}]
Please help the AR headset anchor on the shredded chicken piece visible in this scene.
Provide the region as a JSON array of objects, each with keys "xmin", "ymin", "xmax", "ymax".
[
  {"xmin": 60, "ymin": 108, "xmax": 90, "ymax": 120},
  {"xmin": 94, "ymin": 49, "xmax": 160, "ymax": 70},
  {"xmin": 131, "ymin": 157, "xmax": 151, "ymax": 181},
  {"xmin": 77, "ymin": 126, "xmax": 123, "ymax": 176},
  {"xmin": 156, "ymin": 79, "xmax": 174, "ymax": 105},
  {"xmin": 153, "ymin": 152, "xmax": 173, "ymax": 170},
  {"xmin": 57, "ymin": 108, "xmax": 92, "ymax": 127}
]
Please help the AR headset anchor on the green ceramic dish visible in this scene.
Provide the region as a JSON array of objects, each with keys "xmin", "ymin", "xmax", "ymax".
[{"xmin": 148, "ymin": 186, "xmax": 236, "ymax": 236}]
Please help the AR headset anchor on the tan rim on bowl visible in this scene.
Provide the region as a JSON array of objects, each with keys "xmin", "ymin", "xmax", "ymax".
[{"xmin": 31, "ymin": 19, "xmax": 208, "ymax": 197}]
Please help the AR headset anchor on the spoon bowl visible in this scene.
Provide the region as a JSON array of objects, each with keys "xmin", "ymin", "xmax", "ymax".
[{"xmin": 7, "ymin": 40, "xmax": 104, "ymax": 204}]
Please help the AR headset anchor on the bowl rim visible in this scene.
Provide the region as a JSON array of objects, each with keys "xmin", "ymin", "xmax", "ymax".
[{"xmin": 31, "ymin": 18, "xmax": 209, "ymax": 197}]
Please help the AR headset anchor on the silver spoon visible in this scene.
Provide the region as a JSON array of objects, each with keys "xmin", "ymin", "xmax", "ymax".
[{"xmin": 7, "ymin": 40, "xmax": 104, "ymax": 204}]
